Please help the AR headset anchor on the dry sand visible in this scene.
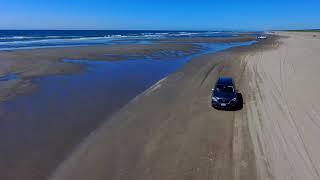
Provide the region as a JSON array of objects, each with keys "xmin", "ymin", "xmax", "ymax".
[{"xmin": 243, "ymin": 32, "xmax": 320, "ymax": 180}]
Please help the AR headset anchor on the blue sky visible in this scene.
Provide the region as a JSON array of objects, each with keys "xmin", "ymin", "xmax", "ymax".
[{"xmin": 1, "ymin": 0, "xmax": 320, "ymax": 30}]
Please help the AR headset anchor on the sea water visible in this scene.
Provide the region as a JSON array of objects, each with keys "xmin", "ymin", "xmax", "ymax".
[{"xmin": 0, "ymin": 30, "xmax": 239, "ymax": 50}]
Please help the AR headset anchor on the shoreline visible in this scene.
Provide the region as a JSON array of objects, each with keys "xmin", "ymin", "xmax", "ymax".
[
  {"xmin": 49, "ymin": 36, "xmax": 275, "ymax": 180},
  {"xmin": 0, "ymin": 43, "xmax": 198, "ymax": 103},
  {"xmin": 0, "ymin": 36, "xmax": 254, "ymax": 102},
  {"xmin": 0, "ymin": 36, "xmax": 257, "ymax": 103}
]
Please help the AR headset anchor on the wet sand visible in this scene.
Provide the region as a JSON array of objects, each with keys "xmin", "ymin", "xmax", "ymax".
[
  {"xmin": 0, "ymin": 36, "xmax": 258, "ymax": 180},
  {"xmin": 12, "ymin": 31, "xmax": 320, "ymax": 180},
  {"xmin": 49, "ymin": 38, "xmax": 275, "ymax": 180},
  {"xmin": 65, "ymin": 31, "xmax": 320, "ymax": 180},
  {"xmin": 0, "ymin": 36, "xmax": 257, "ymax": 103},
  {"xmin": 52, "ymin": 32, "xmax": 320, "ymax": 180}
]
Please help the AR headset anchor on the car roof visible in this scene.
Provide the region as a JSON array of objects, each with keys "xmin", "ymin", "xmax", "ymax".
[{"xmin": 215, "ymin": 76, "xmax": 234, "ymax": 86}]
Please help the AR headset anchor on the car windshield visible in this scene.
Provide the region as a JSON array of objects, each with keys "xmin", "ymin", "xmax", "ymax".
[{"xmin": 215, "ymin": 84, "xmax": 234, "ymax": 93}]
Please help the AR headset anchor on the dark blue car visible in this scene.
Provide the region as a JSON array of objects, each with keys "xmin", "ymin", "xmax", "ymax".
[{"xmin": 211, "ymin": 76, "xmax": 238, "ymax": 109}]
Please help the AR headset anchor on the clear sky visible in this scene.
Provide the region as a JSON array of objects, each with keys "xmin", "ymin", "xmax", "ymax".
[{"xmin": 1, "ymin": 0, "xmax": 320, "ymax": 30}]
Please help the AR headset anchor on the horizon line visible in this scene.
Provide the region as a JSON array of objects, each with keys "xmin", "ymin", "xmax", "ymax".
[{"xmin": 0, "ymin": 28, "xmax": 266, "ymax": 32}]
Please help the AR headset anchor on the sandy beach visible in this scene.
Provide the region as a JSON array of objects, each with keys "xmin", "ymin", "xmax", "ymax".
[
  {"xmin": 2, "ymin": 31, "xmax": 320, "ymax": 180},
  {"xmin": 49, "ymin": 31, "xmax": 320, "ymax": 180},
  {"xmin": 243, "ymin": 32, "xmax": 320, "ymax": 180},
  {"xmin": 0, "ymin": 35, "xmax": 257, "ymax": 180},
  {"xmin": 1, "ymin": 0, "xmax": 319, "ymax": 179},
  {"xmin": 48, "ymin": 38, "xmax": 274, "ymax": 180}
]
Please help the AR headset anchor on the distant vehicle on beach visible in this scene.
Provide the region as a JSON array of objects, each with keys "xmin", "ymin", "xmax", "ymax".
[
  {"xmin": 211, "ymin": 76, "xmax": 239, "ymax": 109},
  {"xmin": 257, "ymin": 35, "xmax": 267, "ymax": 39}
]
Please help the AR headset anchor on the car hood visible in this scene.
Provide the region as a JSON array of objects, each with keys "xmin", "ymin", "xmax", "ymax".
[{"xmin": 213, "ymin": 90, "xmax": 236, "ymax": 99}]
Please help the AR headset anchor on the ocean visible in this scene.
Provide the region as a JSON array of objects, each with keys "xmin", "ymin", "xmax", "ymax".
[{"xmin": 0, "ymin": 30, "xmax": 238, "ymax": 50}]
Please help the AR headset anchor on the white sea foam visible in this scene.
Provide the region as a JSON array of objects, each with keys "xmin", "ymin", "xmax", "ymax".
[
  {"xmin": 0, "ymin": 38, "xmax": 67, "ymax": 45},
  {"xmin": 0, "ymin": 31, "xmax": 236, "ymax": 50},
  {"xmin": 0, "ymin": 36, "xmax": 38, "ymax": 40},
  {"xmin": 0, "ymin": 36, "xmax": 109, "ymax": 45}
]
